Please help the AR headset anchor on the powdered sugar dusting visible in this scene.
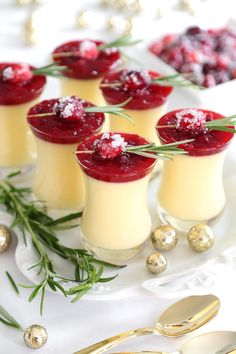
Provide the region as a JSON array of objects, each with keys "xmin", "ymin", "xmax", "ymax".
[
  {"xmin": 79, "ymin": 40, "xmax": 99, "ymax": 60},
  {"xmin": 176, "ymin": 108, "xmax": 206, "ymax": 130},
  {"xmin": 2, "ymin": 66, "xmax": 14, "ymax": 81},
  {"xmin": 93, "ymin": 133, "xmax": 128, "ymax": 160},
  {"xmin": 53, "ymin": 96, "xmax": 85, "ymax": 121},
  {"xmin": 111, "ymin": 134, "xmax": 128, "ymax": 150}
]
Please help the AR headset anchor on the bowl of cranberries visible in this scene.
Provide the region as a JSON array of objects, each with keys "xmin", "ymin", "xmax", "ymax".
[{"xmin": 148, "ymin": 24, "xmax": 236, "ymax": 114}]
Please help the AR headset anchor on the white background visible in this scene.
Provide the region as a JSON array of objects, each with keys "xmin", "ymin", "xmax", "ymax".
[{"xmin": 1, "ymin": 1, "xmax": 236, "ymax": 353}]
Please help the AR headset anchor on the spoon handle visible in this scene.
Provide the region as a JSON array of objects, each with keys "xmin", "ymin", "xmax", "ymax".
[{"xmin": 73, "ymin": 328, "xmax": 154, "ymax": 354}]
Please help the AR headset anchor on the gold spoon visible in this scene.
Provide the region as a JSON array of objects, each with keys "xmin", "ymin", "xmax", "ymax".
[
  {"xmin": 110, "ymin": 331, "xmax": 236, "ymax": 354},
  {"xmin": 73, "ymin": 295, "xmax": 220, "ymax": 354}
]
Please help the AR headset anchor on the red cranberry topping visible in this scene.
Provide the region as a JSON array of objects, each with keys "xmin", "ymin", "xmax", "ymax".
[
  {"xmin": 53, "ymin": 40, "xmax": 121, "ymax": 79},
  {"xmin": 79, "ymin": 40, "xmax": 99, "ymax": 60},
  {"xmin": 0, "ymin": 62, "xmax": 46, "ymax": 105},
  {"xmin": 176, "ymin": 108, "xmax": 207, "ymax": 136},
  {"xmin": 53, "ymin": 96, "xmax": 85, "ymax": 122},
  {"xmin": 1, "ymin": 63, "xmax": 33, "ymax": 84},
  {"xmin": 149, "ymin": 26, "xmax": 236, "ymax": 88},
  {"xmin": 157, "ymin": 109, "xmax": 234, "ymax": 156},
  {"xmin": 77, "ymin": 133, "xmax": 156, "ymax": 183},
  {"xmin": 100, "ymin": 70, "xmax": 172, "ymax": 110},
  {"xmin": 93, "ymin": 132, "xmax": 127, "ymax": 160},
  {"xmin": 27, "ymin": 98, "xmax": 104, "ymax": 144},
  {"xmin": 121, "ymin": 70, "xmax": 151, "ymax": 91}
]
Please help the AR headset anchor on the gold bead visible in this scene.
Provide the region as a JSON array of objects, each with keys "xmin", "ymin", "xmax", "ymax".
[
  {"xmin": 76, "ymin": 11, "xmax": 92, "ymax": 28},
  {"xmin": 188, "ymin": 224, "xmax": 215, "ymax": 252},
  {"xmin": 151, "ymin": 225, "xmax": 178, "ymax": 252},
  {"xmin": 146, "ymin": 252, "xmax": 167, "ymax": 274},
  {"xmin": 0, "ymin": 225, "xmax": 12, "ymax": 253},
  {"xmin": 24, "ymin": 325, "xmax": 48, "ymax": 349},
  {"xmin": 16, "ymin": 0, "xmax": 32, "ymax": 5}
]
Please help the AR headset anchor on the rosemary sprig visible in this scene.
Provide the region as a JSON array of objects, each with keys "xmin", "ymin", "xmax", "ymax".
[
  {"xmin": 97, "ymin": 35, "xmax": 142, "ymax": 51},
  {"xmin": 28, "ymin": 98, "xmax": 133, "ymax": 123},
  {"xmin": 32, "ymin": 63, "xmax": 68, "ymax": 77},
  {"xmin": 205, "ymin": 114, "xmax": 236, "ymax": 133},
  {"xmin": 100, "ymin": 74, "xmax": 202, "ymax": 89},
  {"xmin": 5, "ymin": 271, "xmax": 20, "ymax": 295},
  {"xmin": 84, "ymin": 98, "xmax": 133, "ymax": 123},
  {"xmin": 125, "ymin": 139, "xmax": 194, "ymax": 160},
  {"xmin": 151, "ymin": 73, "xmax": 203, "ymax": 89},
  {"xmin": 0, "ymin": 304, "xmax": 22, "ymax": 330},
  {"xmin": 0, "ymin": 173, "xmax": 120, "ymax": 315}
]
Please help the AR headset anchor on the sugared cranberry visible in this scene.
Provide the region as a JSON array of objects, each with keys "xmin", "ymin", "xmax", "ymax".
[
  {"xmin": 149, "ymin": 26, "xmax": 236, "ymax": 88},
  {"xmin": 176, "ymin": 108, "xmax": 207, "ymax": 135},
  {"xmin": 93, "ymin": 133, "xmax": 127, "ymax": 160},
  {"xmin": 121, "ymin": 70, "xmax": 151, "ymax": 91},
  {"xmin": 1, "ymin": 63, "xmax": 33, "ymax": 84},
  {"xmin": 186, "ymin": 26, "xmax": 201, "ymax": 36},
  {"xmin": 79, "ymin": 40, "xmax": 99, "ymax": 60},
  {"xmin": 53, "ymin": 96, "xmax": 85, "ymax": 122}
]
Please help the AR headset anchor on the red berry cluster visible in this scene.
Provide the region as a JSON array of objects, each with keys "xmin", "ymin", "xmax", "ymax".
[
  {"xmin": 1, "ymin": 63, "xmax": 33, "ymax": 84},
  {"xmin": 121, "ymin": 70, "xmax": 151, "ymax": 91},
  {"xmin": 93, "ymin": 133, "xmax": 127, "ymax": 160},
  {"xmin": 53, "ymin": 96, "xmax": 85, "ymax": 122},
  {"xmin": 175, "ymin": 109, "xmax": 207, "ymax": 135},
  {"xmin": 150, "ymin": 26, "xmax": 236, "ymax": 88}
]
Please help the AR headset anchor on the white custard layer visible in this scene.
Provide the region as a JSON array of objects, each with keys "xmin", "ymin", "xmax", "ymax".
[
  {"xmin": 60, "ymin": 77, "xmax": 105, "ymax": 106},
  {"xmin": 33, "ymin": 137, "xmax": 85, "ymax": 210},
  {"xmin": 109, "ymin": 103, "xmax": 167, "ymax": 144},
  {"xmin": 0, "ymin": 100, "xmax": 38, "ymax": 167},
  {"xmin": 158, "ymin": 151, "xmax": 226, "ymax": 221},
  {"xmin": 81, "ymin": 174, "xmax": 152, "ymax": 250}
]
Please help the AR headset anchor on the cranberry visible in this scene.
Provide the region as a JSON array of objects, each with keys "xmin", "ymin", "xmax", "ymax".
[
  {"xmin": 149, "ymin": 25, "xmax": 236, "ymax": 88},
  {"xmin": 175, "ymin": 109, "xmax": 207, "ymax": 135},
  {"xmin": 93, "ymin": 133, "xmax": 127, "ymax": 160},
  {"xmin": 53, "ymin": 96, "xmax": 85, "ymax": 122},
  {"xmin": 79, "ymin": 40, "xmax": 99, "ymax": 60},
  {"xmin": 121, "ymin": 70, "xmax": 151, "ymax": 91},
  {"xmin": 186, "ymin": 27, "xmax": 201, "ymax": 36},
  {"xmin": 1, "ymin": 63, "xmax": 33, "ymax": 84}
]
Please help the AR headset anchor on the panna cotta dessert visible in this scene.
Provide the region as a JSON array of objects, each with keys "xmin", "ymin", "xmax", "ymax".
[
  {"xmin": 156, "ymin": 108, "xmax": 235, "ymax": 231},
  {"xmin": 52, "ymin": 39, "xmax": 122, "ymax": 106},
  {"xmin": 76, "ymin": 132, "xmax": 156, "ymax": 264},
  {"xmin": 27, "ymin": 96, "xmax": 105, "ymax": 210},
  {"xmin": 0, "ymin": 62, "xmax": 46, "ymax": 173},
  {"xmin": 100, "ymin": 69, "xmax": 173, "ymax": 144}
]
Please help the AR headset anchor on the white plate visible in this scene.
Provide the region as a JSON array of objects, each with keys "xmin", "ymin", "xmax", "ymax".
[{"xmin": 0, "ymin": 137, "xmax": 235, "ymax": 301}]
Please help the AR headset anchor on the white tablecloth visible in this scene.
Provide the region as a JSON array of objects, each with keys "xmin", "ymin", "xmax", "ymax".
[{"xmin": 1, "ymin": 2, "xmax": 236, "ymax": 353}]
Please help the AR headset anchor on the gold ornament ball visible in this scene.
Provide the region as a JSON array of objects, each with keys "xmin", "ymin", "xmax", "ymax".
[
  {"xmin": 151, "ymin": 225, "xmax": 178, "ymax": 252},
  {"xmin": 24, "ymin": 325, "xmax": 48, "ymax": 349},
  {"xmin": 146, "ymin": 252, "xmax": 167, "ymax": 274},
  {"xmin": 0, "ymin": 225, "xmax": 12, "ymax": 253},
  {"xmin": 188, "ymin": 224, "xmax": 215, "ymax": 252}
]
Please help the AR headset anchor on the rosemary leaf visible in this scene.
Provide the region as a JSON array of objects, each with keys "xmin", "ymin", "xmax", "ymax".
[
  {"xmin": 33, "ymin": 63, "xmax": 68, "ymax": 77},
  {"xmin": 0, "ymin": 174, "xmax": 120, "ymax": 315},
  {"xmin": 5, "ymin": 271, "xmax": 20, "ymax": 295},
  {"xmin": 0, "ymin": 305, "xmax": 22, "ymax": 330},
  {"xmin": 97, "ymin": 35, "xmax": 142, "ymax": 51}
]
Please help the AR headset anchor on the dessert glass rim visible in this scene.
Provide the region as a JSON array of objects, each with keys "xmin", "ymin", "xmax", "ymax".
[
  {"xmin": 157, "ymin": 108, "xmax": 235, "ymax": 157},
  {"xmin": 76, "ymin": 132, "xmax": 156, "ymax": 182}
]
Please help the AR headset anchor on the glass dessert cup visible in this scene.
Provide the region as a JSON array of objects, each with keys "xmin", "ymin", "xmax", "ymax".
[
  {"xmin": 76, "ymin": 133, "xmax": 156, "ymax": 265},
  {"xmin": 100, "ymin": 70, "xmax": 172, "ymax": 175},
  {"xmin": 27, "ymin": 97, "xmax": 105, "ymax": 212},
  {"xmin": 52, "ymin": 39, "xmax": 121, "ymax": 130},
  {"xmin": 0, "ymin": 62, "xmax": 46, "ymax": 178},
  {"xmin": 156, "ymin": 109, "xmax": 234, "ymax": 232}
]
